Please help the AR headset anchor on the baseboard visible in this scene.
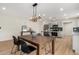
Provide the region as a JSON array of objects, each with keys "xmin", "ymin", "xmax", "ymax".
[{"xmin": 0, "ymin": 39, "xmax": 12, "ymax": 42}]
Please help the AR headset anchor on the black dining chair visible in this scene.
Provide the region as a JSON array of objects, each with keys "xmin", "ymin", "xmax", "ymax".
[
  {"xmin": 11, "ymin": 36, "xmax": 20, "ymax": 54},
  {"xmin": 19, "ymin": 40, "xmax": 36, "ymax": 55}
]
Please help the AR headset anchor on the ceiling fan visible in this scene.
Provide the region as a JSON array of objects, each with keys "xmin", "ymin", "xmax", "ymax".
[{"xmin": 30, "ymin": 3, "xmax": 41, "ymax": 22}]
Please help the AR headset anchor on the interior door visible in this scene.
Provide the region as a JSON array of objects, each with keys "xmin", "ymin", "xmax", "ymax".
[{"xmin": 63, "ymin": 22, "xmax": 73, "ymax": 37}]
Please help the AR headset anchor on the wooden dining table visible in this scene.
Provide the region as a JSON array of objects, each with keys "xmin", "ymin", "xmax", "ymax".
[{"xmin": 18, "ymin": 35, "xmax": 55, "ymax": 55}]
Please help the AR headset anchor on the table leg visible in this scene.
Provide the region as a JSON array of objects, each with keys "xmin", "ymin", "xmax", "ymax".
[
  {"xmin": 37, "ymin": 45, "xmax": 39, "ymax": 55},
  {"xmin": 52, "ymin": 39, "xmax": 54, "ymax": 54}
]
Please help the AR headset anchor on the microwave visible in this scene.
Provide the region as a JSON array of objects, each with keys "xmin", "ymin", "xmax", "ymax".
[{"xmin": 73, "ymin": 27, "xmax": 79, "ymax": 32}]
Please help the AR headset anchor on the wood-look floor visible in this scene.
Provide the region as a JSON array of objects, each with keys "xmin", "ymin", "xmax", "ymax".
[
  {"xmin": 55, "ymin": 36, "xmax": 74, "ymax": 55},
  {"xmin": 0, "ymin": 36, "xmax": 78, "ymax": 55}
]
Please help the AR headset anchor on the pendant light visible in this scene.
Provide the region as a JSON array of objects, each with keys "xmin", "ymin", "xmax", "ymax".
[{"xmin": 30, "ymin": 3, "xmax": 41, "ymax": 22}]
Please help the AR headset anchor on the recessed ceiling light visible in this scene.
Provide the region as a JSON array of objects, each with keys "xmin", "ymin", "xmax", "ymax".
[
  {"xmin": 2, "ymin": 7, "xmax": 6, "ymax": 10},
  {"xmin": 60, "ymin": 8, "xmax": 64, "ymax": 11}
]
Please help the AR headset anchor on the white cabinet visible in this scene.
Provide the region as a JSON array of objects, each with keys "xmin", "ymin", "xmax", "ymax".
[{"xmin": 72, "ymin": 32, "xmax": 79, "ymax": 53}]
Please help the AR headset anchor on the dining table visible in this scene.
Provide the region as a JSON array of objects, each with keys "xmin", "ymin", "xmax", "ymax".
[{"xmin": 18, "ymin": 35, "xmax": 55, "ymax": 55}]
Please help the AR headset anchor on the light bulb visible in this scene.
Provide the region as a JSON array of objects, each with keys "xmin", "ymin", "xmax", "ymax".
[
  {"xmin": 60, "ymin": 8, "xmax": 64, "ymax": 11},
  {"xmin": 2, "ymin": 7, "xmax": 6, "ymax": 10}
]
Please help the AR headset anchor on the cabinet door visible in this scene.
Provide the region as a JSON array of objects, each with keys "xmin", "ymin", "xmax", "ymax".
[{"xmin": 73, "ymin": 34, "xmax": 79, "ymax": 52}]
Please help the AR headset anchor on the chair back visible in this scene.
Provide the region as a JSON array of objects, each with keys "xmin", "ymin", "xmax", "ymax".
[{"xmin": 12, "ymin": 36, "xmax": 18, "ymax": 45}]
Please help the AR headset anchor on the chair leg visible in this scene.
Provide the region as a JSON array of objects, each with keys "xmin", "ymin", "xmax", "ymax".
[
  {"xmin": 14, "ymin": 48, "xmax": 17, "ymax": 54},
  {"xmin": 11, "ymin": 44, "xmax": 15, "ymax": 54}
]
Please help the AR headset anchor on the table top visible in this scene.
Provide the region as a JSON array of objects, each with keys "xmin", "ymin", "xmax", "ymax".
[{"xmin": 19, "ymin": 35, "xmax": 53, "ymax": 46}]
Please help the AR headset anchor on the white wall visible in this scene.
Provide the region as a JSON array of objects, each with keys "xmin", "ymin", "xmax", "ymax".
[
  {"xmin": 0, "ymin": 15, "xmax": 47, "ymax": 41},
  {"xmin": 0, "ymin": 15, "xmax": 27, "ymax": 41}
]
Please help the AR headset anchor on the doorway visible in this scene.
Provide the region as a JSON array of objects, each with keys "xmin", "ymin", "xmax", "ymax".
[{"xmin": 63, "ymin": 22, "xmax": 73, "ymax": 37}]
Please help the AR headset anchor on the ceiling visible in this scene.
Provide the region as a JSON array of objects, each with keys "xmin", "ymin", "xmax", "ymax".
[{"xmin": 0, "ymin": 3, "xmax": 79, "ymax": 19}]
